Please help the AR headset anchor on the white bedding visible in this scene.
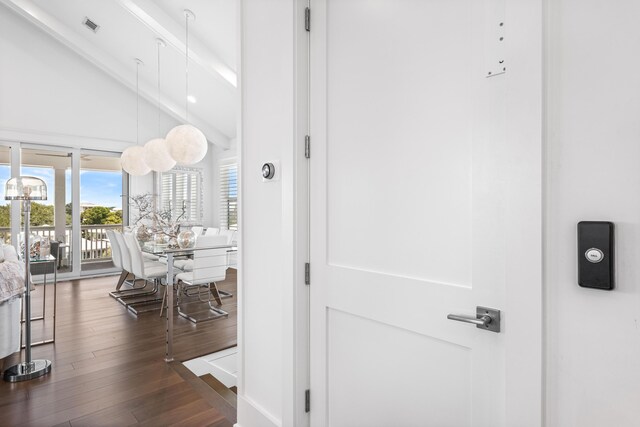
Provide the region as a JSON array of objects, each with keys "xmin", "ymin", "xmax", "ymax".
[
  {"xmin": 0, "ymin": 245, "xmax": 25, "ymax": 303},
  {"xmin": 0, "ymin": 296, "xmax": 21, "ymax": 359},
  {"xmin": 0, "ymin": 245, "xmax": 24, "ymax": 359}
]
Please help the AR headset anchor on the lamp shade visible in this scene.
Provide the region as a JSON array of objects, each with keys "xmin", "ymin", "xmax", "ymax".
[
  {"xmin": 143, "ymin": 138, "xmax": 176, "ymax": 172},
  {"xmin": 5, "ymin": 176, "xmax": 47, "ymax": 200},
  {"xmin": 165, "ymin": 124, "xmax": 208, "ymax": 165},
  {"xmin": 121, "ymin": 146, "xmax": 151, "ymax": 176}
]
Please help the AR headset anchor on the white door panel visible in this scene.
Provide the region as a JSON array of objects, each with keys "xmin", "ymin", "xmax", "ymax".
[
  {"xmin": 328, "ymin": 309, "xmax": 472, "ymax": 427},
  {"xmin": 310, "ymin": 0, "xmax": 541, "ymax": 426},
  {"xmin": 326, "ymin": 0, "xmax": 473, "ymax": 286}
]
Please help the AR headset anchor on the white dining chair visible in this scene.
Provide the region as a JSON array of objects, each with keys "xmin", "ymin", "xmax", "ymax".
[
  {"xmin": 106, "ymin": 229, "xmax": 128, "ymax": 291},
  {"xmin": 219, "ymin": 229, "xmax": 236, "ymax": 245},
  {"xmin": 116, "ymin": 233, "xmax": 168, "ymax": 314},
  {"xmin": 109, "ymin": 231, "xmax": 158, "ymax": 299},
  {"xmin": 204, "ymin": 227, "xmax": 220, "ymax": 236},
  {"xmin": 174, "ymin": 235, "xmax": 230, "ymax": 322}
]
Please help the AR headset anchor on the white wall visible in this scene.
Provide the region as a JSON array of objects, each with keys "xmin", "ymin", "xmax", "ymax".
[
  {"xmin": 0, "ymin": 4, "xmax": 219, "ymax": 224},
  {"xmin": 545, "ymin": 1, "xmax": 640, "ymax": 426},
  {"xmin": 239, "ymin": 1, "xmax": 640, "ymax": 426},
  {"xmin": 0, "ymin": 3, "xmax": 177, "ymax": 151},
  {"xmin": 238, "ymin": 0, "xmax": 308, "ymax": 426}
]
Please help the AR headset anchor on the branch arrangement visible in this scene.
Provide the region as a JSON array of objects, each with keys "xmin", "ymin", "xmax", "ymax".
[{"xmin": 128, "ymin": 193, "xmax": 188, "ymax": 244}]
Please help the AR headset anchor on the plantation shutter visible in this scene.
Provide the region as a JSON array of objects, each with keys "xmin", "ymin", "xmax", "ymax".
[
  {"xmin": 219, "ymin": 163, "xmax": 237, "ymax": 230},
  {"xmin": 160, "ymin": 170, "xmax": 201, "ymax": 222}
]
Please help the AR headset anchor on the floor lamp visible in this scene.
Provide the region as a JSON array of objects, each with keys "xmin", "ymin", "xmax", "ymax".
[{"xmin": 3, "ymin": 176, "xmax": 51, "ymax": 382}]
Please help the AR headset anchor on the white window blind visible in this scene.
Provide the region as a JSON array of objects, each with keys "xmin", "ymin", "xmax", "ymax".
[
  {"xmin": 219, "ymin": 163, "xmax": 237, "ymax": 230},
  {"xmin": 160, "ymin": 169, "xmax": 201, "ymax": 223}
]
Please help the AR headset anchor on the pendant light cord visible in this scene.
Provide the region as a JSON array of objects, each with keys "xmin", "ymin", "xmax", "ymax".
[
  {"xmin": 157, "ymin": 40, "xmax": 162, "ymax": 135},
  {"xmin": 136, "ymin": 60, "xmax": 140, "ymax": 145},
  {"xmin": 185, "ymin": 11, "xmax": 191, "ymax": 122}
]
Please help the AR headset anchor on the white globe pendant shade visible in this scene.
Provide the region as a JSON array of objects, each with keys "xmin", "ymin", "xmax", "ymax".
[
  {"xmin": 165, "ymin": 124, "xmax": 208, "ymax": 165},
  {"xmin": 143, "ymin": 138, "xmax": 176, "ymax": 172},
  {"xmin": 121, "ymin": 146, "xmax": 151, "ymax": 176}
]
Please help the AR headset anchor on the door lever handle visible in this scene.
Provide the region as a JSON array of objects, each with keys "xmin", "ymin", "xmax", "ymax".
[
  {"xmin": 447, "ymin": 313, "xmax": 492, "ymax": 326},
  {"xmin": 447, "ymin": 306, "xmax": 501, "ymax": 333}
]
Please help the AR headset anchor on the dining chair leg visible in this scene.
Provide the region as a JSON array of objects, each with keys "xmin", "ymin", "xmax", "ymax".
[
  {"xmin": 115, "ymin": 270, "xmax": 129, "ymax": 291},
  {"xmin": 210, "ymin": 282, "xmax": 223, "ymax": 306}
]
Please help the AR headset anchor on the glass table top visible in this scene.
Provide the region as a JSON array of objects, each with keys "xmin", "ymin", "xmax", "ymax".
[{"xmin": 141, "ymin": 242, "xmax": 237, "ymax": 256}]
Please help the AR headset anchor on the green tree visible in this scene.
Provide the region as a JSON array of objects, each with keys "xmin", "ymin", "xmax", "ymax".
[
  {"xmin": 0, "ymin": 204, "xmax": 10, "ymax": 227},
  {"xmin": 105, "ymin": 210, "xmax": 122, "ymax": 225},
  {"xmin": 81, "ymin": 206, "xmax": 112, "ymax": 225},
  {"xmin": 66, "ymin": 203, "xmax": 72, "ymax": 225},
  {"xmin": 29, "ymin": 202, "xmax": 54, "ymax": 226}
]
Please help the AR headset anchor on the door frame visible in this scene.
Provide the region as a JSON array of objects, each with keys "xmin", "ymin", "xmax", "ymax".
[{"xmin": 236, "ymin": 0, "xmax": 311, "ymax": 426}]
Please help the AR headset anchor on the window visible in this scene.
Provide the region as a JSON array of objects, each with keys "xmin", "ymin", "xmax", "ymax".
[
  {"xmin": 219, "ymin": 163, "xmax": 237, "ymax": 230},
  {"xmin": 160, "ymin": 167, "xmax": 203, "ymax": 223},
  {"xmin": 0, "ymin": 145, "xmax": 11, "ymax": 244}
]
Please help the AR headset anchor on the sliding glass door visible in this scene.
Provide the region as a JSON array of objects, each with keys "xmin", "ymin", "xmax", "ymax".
[
  {"xmin": 80, "ymin": 152, "xmax": 124, "ymax": 274},
  {"xmin": 0, "ymin": 142, "xmax": 126, "ymax": 279},
  {"xmin": 21, "ymin": 147, "xmax": 74, "ymax": 273}
]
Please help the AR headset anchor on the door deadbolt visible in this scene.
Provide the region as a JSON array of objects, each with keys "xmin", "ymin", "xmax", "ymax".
[{"xmin": 262, "ymin": 163, "xmax": 275, "ymax": 179}]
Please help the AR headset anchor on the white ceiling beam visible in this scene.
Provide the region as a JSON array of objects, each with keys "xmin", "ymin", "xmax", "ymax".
[
  {"xmin": 117, "ymin": 0, "xmax": 237, "ymax": 87},
  {"xmin": 0, "ymin": 0, "xmax": 230, "ymax": 149}
]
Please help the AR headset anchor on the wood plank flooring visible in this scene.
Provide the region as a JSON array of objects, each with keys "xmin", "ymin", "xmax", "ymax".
[{"xmin": 0, "ymin": 270, "xmax": 237, "ymax": 426}]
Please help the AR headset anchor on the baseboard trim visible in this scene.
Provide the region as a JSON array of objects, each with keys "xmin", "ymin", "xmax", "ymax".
[{"xmin": 237, "ymin": 394, "xmax": 281, "ymax": 427}]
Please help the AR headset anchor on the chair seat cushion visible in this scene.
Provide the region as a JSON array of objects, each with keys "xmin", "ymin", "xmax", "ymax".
[
  {"xmin": 175, "ymin": 259, "xmax": 193, "ymax": 272},
  {"xmin": 176, "ymin": 271, "xmax": 225, "ymax": 286},
  {"xmin": 142, "ymin": 253, "xmax": 159, "ymax": 261},
  {"xmin": 145, "ymin": 264, "xmax": 168, "ymax": 278}
]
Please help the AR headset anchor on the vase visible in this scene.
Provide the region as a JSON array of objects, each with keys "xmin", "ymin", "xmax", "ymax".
[
  {"xmin": 136, "ymin": 225, "xmax": 152, "ymax": 243},
  {"xmin": 177, "ymin": 229, "xmax": 197, "ymax": 249}
]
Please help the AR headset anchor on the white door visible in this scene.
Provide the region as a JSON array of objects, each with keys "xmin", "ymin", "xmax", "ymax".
[{"xmin": 309, "ymin": 1, "xmax": 542, "ymax": 426}]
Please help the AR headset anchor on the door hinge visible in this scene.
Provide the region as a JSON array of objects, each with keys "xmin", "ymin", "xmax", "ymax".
[
  {"xmin": 305, "ymin": 7, "xmax": 311, "ymax": 32},
  {"xmin": 304, "ymin": 135, "xmax": 311, "ymax": 159},
  {"xmin": 305, "ymin": 389, "xmax": 310, "ymax": 412},
  {"xmin": 305, "ymin": 263, "xmax": 310, "ymax": 285}
]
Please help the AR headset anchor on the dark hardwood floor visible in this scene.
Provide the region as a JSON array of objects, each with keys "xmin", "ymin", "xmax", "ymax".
[{"xmin": 0, "ymin": 270, "xmax": 237, "ymax": 427}]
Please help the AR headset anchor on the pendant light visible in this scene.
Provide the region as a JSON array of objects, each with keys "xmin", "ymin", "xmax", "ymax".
[
  {"xmin": 165, "ymin": 9, "xmax": 208, "ymax": 166},
  {"xmin": 121, "ymin": 59, "xmax": 151, "ymax": 176},
  {"xmin": 144, "ymin": 38, "xmax": 176, "ymax": 172}
]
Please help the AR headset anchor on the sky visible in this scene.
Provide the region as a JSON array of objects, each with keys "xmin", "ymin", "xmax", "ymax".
[{"xmin": 0, "ymin": 165, "xmax": 123, "ymax": 209}]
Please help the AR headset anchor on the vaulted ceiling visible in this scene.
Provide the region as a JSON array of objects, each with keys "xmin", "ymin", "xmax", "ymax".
[{"xmin": 1, "ymin": 0, "xmax": 237, "ymax": 149}]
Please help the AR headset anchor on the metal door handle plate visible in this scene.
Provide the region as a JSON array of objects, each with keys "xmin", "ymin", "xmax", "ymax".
[{"xmin": 447, "ymin": 306, "xmax": 501, "ymax": 333}]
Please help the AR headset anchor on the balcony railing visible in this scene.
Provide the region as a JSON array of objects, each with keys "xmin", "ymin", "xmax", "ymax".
[{"xmin": 0, "ymin": 224, "xmax": 122, "ymax": 264}]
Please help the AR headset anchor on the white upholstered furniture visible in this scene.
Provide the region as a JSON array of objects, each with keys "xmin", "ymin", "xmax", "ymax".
[
  {"xmin": 0, "ymin": 244, "xmax": 24, "ymax": 360},
  {"xmin": 174, "ymin": 235, "xmax": 229, "ymax": 322},
  {"xmin": 106, "ymin": 229, "xmax": 128, "ymax": 291},
  {"xmin": 204, "ymin": 227, "xmax": 220, "ymax": 236}
]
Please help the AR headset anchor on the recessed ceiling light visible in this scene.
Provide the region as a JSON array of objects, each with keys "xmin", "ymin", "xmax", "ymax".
[{"xmin": 187, "ymin": 95, "xmax": 197, "ymax": 104}]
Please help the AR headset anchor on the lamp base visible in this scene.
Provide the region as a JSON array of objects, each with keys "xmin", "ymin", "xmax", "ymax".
[{"xmin": 3, "ymin": 359, "xmax": 52, "ymax": 382}]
